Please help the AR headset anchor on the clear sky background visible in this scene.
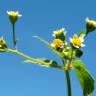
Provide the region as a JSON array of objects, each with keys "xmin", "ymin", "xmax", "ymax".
[{"xmin": 0, "ymin": 0, "xmax": 96, "ymax": 96}]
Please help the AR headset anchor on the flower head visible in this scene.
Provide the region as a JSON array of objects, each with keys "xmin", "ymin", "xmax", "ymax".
[
  {"xmin": 70, "ymin": 34, "xmax": 85, "ymax": 48},
  {"xmin": 7, "ymin": 11, "xmax": 22, "ymax": 24},
  {"xmin": 51, "ymin": 39, "xmax": 64, "ymax": 51},
  {"xmin": 0, "ymin": 37, "xmax": 7, "ymax": 49},
  {"xmin": 86, "ymin": 17, "xmax": 96, "ymax": 33},
  {"xmin": 52, "ymin": 28, "xmax": 66, "ymax": 41}
]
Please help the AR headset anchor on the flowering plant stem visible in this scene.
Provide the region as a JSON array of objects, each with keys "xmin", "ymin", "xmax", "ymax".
[
  {"xmin": 1, "ymin": 48, "xmax": 65, "ymax": 70},
  {"xmin": 63, "ymin": 48, "xmax": 74, "ymax": 96},
  {"xmin": 65, "ymin": 70, "xmax": 71, "ymax": 96},
  {"xmin": 6, "ymin": 48, "xmax": 38, "ymax": 62},
  {"xmin": 6, "ymin": 48, "xmax": 72, "ymax": 96},
  {"xmin": 5, "ymin": 47, "xmax": 73, "ymax": 96},
  {"xmin": 12, "ymin": 23, "xmax": 16, "ymax": 49}
]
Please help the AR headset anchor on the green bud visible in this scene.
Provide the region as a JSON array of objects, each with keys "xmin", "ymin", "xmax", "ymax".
[
  {"xmin": 86, "ymin": 18, "xmax": 96, "ymax": 34},
  {"xmin": 75, "ymin": 49, "xmax": 83, "ymax": 58}
]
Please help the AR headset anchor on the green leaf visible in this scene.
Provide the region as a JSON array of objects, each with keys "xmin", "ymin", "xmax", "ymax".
[
  {"xmin": 72, "ymin": 60, "xmax": 94, "ymax": 96},
  {"xmin": 34, "ymin": 36, "xmax": 63, "ymax": 58},
  {"xmin": 24, "ymin": 58, "xmax": 58, "ymax": 68}
]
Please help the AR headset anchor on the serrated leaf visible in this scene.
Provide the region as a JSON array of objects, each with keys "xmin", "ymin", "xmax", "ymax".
[
  {"xmin": 34, "ymin": 36, "xmax": 63, "ymax": 58},
  {"xmin": 24, "ymin": 58, "xmax": 58, "ymax": 68},
  {"xmin": 72, "ymin": 60, "xmax": 94, "ymax": 96}
]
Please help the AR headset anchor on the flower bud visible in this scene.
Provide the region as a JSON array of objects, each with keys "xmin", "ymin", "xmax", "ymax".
[
  {"xmin": 7, "ymin": 11, "xmax": 22, "ymax": 24},
  {"xmin": 75, "ymin": 49, "xmax": 83, "ymax": 58},
  {"xmin": 52, "ymin": 28, "xmax": 66, "ymax": 41},
  {"xmin": 0, "ymin": 37, "xmax": 7, "ymax": 49},
  {"xmin": 86, "ymin": 18, "xmax": 96, "ymax": 34}
]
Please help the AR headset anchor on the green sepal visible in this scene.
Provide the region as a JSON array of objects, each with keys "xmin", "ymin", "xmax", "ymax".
[
  {"xmin": 55, "ymin": 34, "xmax": 65, "ymax": 41},
  {"xmin": 78, "ymin": 30, "xmax": 85, "ymax": 37},
  {"xmin": 75, "ymin": 49, "xmax": 83, "ymax": 58},
  {"xmin": 72, "ymin": 60, "xmax": 94, "ymax": 96},
  {"xmin": 86, "ymin": 23, "xmax": 96, "ymax": 35}
]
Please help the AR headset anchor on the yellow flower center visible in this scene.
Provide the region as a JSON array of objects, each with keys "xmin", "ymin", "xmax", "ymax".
[
  {"xmin": 8, "ymin": 12, "xmax": 18, "ymax": 17},
  {"xmin": 52, "ymin": 39, "xmax": 64, "ymax": 48},
  {"xmin": 88, "ymin": 20, "xmax": 96, "ymax": 27},
  {"xmin": 71, "ymin": 37, "xmax": 82, "ymax": 47}
]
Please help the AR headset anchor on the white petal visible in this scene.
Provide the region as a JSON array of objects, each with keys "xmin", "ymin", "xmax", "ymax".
[
  {"xmin": 69, "ymin": 38, "xmax": 72, "ymax": 42},
  {"xmin": 52, "ymin": 34, "xmax": 55, "ymax": 37},
  {"xmin": 73, "ymin": 34, "xmax": 78, "ymax": 37},
  {"xmin": 7, "ymin": 11, "xmax": 10, "ymax": 14},
  {"xmin": 18, "ymin": 14, "xmax": 22, "ymax": 17},
  {"xmin": 79, "ymin": 37, "xmax": 84, "ymax": 42},
  {"xmin": 73, "ymin": 44, "xmax": 80, "ymax": 48},
  {"xmin": 81, "ymin": 44, "xmax": 85, "ymax": 47},
  {"xmin": 61, "ymin": 27, "xmax": 65, "ymax": 31},
  {"xmin": 51, "ymin": 44, "xmax": 55, "ymax": 47},
  {"xmin": 85, "ymin": 17, "xmax": 89, "ymax": 22}
]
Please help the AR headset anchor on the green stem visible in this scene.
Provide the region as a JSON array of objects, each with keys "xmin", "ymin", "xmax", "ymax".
[
  {"xmin": 1, "ymin": 48, "xmax": 72, "ymax": 96},
  {"xmin": 6, "ymin": 48, "xmax": 41, "ymax": 62},
  {"xmin": 12, "ymin": 23, "xmax": 16, "ymax": 49},
  {"xmin": 65, "ymin": 70, "xmax": 71, "ymax": 96},
  {"xmin": 62, "ymin": 48, "xmax": 74, "ymax": 96},
  {"xmin": 62, "ymin": 59, "xmax": 72, "ymax": 96},
  {"xmin": 3, "ymin": 48, "xmax": 65, "ymax": 70},
  {"xmin": 67, "ymin": 48, "xmax": 74, "ymax": 68}
]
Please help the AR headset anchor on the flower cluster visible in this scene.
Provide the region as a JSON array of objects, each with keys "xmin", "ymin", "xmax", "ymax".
[
  {"xmin": 51, "ymin": 18, "xmax": 96, "ymax": 59},
  {"xmin": 0, "ymin": 10, "xmax": 95, "ymax": 96},
  {"xmin": 51, "ymin": 28, "xmax": 67, "ymax": 51}
]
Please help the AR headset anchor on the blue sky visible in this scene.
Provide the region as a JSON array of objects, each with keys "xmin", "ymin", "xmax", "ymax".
[{"xmin": 0, "ymin": 0, "xmax": 96, "ymax": 96}]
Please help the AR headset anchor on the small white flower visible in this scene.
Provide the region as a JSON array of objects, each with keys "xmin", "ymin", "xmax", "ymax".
[
  {"xmin": 52, "ymin": 28, "xmax": 66, "ymax": 37},
  {"xmin": 7, "ymin": 11, "xmax": 22, "ymax": 17},
  {"xmin": 7, "ymin": 10, "xmax": 22, "ymax": 23},
  {"xmin": 51, "ymin": 39, "xmax": 64, "ymax": 49},
  {"xmin": 70, "ymin": 34, "xmax": 85, "ymax": 48}
]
